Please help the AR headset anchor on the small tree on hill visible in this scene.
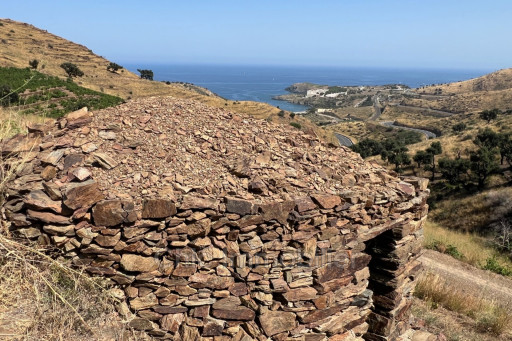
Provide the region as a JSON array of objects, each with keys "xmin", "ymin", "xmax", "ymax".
[
  {"xmin": 0, "ymin": 85, "xmax": 19, "ymax": 106},
  {"xmin": 479, "ymin": 108, "xmax": 500, "ymax": 123},
  {"xmin": 502, "ymin": 140, "xmax": 512, "ymax": 167},
  {"xmin": 107, "ymin": 62, "xmax": 123, "ymax": 73},
  {"xmin": 60, "ymin": 62, "xmax": 84, "ymax": 78},
  {"xmin": 137, "ymin": 69, "xmax": 153, "ymax": 80},
  {"xmin": 424, "ymin": 141, "xmax": 442, "ymax": 180},
  {"xmin": 470, "ymin": 146, "xmax": 499, "ymax": 188},
  {"xmin": 475, "ymin": 128, "xmax": 511, "ymax": 165},
  {"xmin": 413, "ymin": 150, "xmax": 432, "ymax": 171},
  {"xmin": 381, "ymin": 143, "xmax": 411, "ymax": 173},
  {"xmin": 438, "ymin": 157, "xmax": 470, "ymax": 185},
  {"xmin": 29, "ymin": 59, "xmax": 39, "ymax": 70},
  {"xmin": 452, "ymin": 122, "xmax": 466, "ymax": 133}
]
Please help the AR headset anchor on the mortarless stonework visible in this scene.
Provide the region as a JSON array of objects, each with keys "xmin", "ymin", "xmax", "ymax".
[{"xmin": 1, "ymin": 97, "xmax": 429, "ymax": 340}]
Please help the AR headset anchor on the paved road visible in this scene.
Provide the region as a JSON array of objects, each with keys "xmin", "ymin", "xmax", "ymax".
[
  {"xmin": 369, "ymin": 95, "xmax": 382, "ymax": 121},
  {"xmin": 334, "ymin": 133, "xmax": 354, "ymax": 147},
  {"xmin": 392, "ymin": 104, "xmax": 455, "ymax": 117},
  {"xmin": 380, "ymin": 121, "xmax": 437, "ymax": 139},
  {"xmin": 316, "ymin": 112, "xmax": 342, "ymax": 122}
]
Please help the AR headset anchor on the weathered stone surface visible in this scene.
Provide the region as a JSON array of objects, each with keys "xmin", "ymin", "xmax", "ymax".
[
  {"xmin": 99, "ymin": 131, "xmax": 117, "ymax": 140},
  {"xmin": 301, "ymin": 302, "xmax": 350, "ymax": 324},
  {"xmin": 189, "ymin": 273, "xmax": 234, "ymax": 289},
  {"xmin": 63, "ymin": 154, "xmax": 85, "ymax": 171},
  {"xmin": 282, "ymin": 287, "xmax": 317, "ymax": 302},
  {"xmin": 212, "ymin": 305, "xmax": 255, "ymax": 321},
  {"xmin": 181, "ymin": 195, "xmax": 217, "ymax": 210},
  {"xmin": 173, "ymin": 263, "xmax": 197, "ymax": 277},
  {"xmin": 160, "ymin": 313, "xmax": 185, "ymax": 333},
  {"xmin": 66, "ymin": 107, "xmax": 92, "ymax": 129},
  {"xmin": 128, "ymin": 318, "xmax": 154, "ymax": 331},
  {"xmin": 42, "ymin": 225, "xmax": 74, "ymax": 236},
  {"xmin": 260, "ymin": 201, "xmax": 294, "ymax": 224},
  {"xmin": 142, "ymin": 198, "xmax": 176, "ymax": 219},
  {"xmin": 314, "ymin": 262, "xmax": 347, "ymax": 283},
  {"xmin": 27, "ymin": 209, "xmax": 70, "ymax": 225},
  {"xmin": 311, "ymin": 194, "xmax": 342, "ymax": 209},
  {"xmin": 63, "ymin": 180, "xmax": 104, "ymax": 210},
  {"xmin": 294, "ymin": 196, "xmax": 317, "ymax": 213},
  {"xmin": 0, "ymin": 133, "xmax": 40, "ymax": 156},
  {"xmin": 259, "ymin": 311, "xmax": 297, "ymax": 336},
  {"xmin": 96, "ymin": 232, "xmax": 121, "ymax": 247},
  {"xmin": 130, "ymin": 293, "xmax": 159, "ymax": 310},
  {"xmin": 41, "ymin": 150, "xmax": 64, "ymax": 166},
  {"xmin": 225, "ymin": 197, "xmax": 256, "ymax": 215},
  {"xmin": 24, "ymin": 190, "xmax": 62, "ymax": 213},
  {"xmin": 198, "ymin": 245, "xmax": 226, "ymax": 261},
  {"xmin": 42, "ymin": 182, "xmax": 62, "ymax": 200},
  {"xmin": 92, "ymin": 199, "xmax": 137, "ymax": 226},
  {"xmin": 92, "ymin": 152, "xmax": 118, "ymax": 169},
  {"xmin": 1, "ymin": 96, "xmax": 430, "ymax": 341},
  {"xmin": 187, "ymin": 218, "xmax": 211, "ymax": 238},
  {"xmin": 41, "ymin": 166, "xmax": 57, "ymax": 181},
  {"xmin": 121, "ymin": 254, "xmax": 159, "ymax": 272},
  {"xmin": 202, "ymin": 318, "xmax": 224, "ymax": 336},
  {"xmin": 72, "ymin": 167, "xmax": 92, "ymax": 181}
]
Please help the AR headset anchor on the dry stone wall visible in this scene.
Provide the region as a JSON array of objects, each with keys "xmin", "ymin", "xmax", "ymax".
[{"xmin": 1, "ymin": 98, "xmax": 429, "ymax": 341}]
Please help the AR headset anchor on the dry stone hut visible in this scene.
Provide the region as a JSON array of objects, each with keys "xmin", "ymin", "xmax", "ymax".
[{"xmin": 1, "ymin": 97, "xmax": 429, "ymax": 340}]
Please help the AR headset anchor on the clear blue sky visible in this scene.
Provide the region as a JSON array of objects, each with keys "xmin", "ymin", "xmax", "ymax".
[{"xmin": 1, "ymin": 1, "xmax": 510, "ymax": 70}]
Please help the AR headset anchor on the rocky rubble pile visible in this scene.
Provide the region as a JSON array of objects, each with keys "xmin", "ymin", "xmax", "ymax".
[{"xmin": 1, "ymin": 97, "xmax": 429, "ymax": 341}]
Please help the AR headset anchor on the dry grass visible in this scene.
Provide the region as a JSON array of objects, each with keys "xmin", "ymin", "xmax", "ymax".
[
  {"xmin": 0, "ymin": 108, "xmax": 146, "ymax": 340},
  {"xmin": 414, "ymin": 273, "xmax": 512, "ymax": 337},
  {"xmin": 424, "ymin": 220, "xmax": 512, "ymax": 271},
  {"xmin": 0, "ymin": 234, "xmax": 124, "ymax": 340},
  {"xmin": 412, "ymin": 298, "xmax": 512, "ymax": 341}
]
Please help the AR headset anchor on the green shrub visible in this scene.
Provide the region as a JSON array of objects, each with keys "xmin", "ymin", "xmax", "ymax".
[
  {"xmin": 0, "ymin": 66, "xmax": 123, "ymax": 117},
  {"xmin": 106, "ymin": 62, "xmax": 123, "ymax": 73},
  {"xmin": 137, "ymin": 69, "xmax": 153, "ymax": 80},
  {"xmin": 29, "ymin": 59, "xmax": 39, "ymax": 70},
  {"xmin": 289, "ymin": 122, "xmax": 301, "ymax": 129},
  {"xmin": 483, "ymin": 256, "xmax": 512, "ymax": 276},
  {"xmin": 452, "ymin": 122, "xmax": 466, "ymax": 133},
  {"xmin": 0, "ymin": 85, "xmax": 19, "ymax": 106},
  {"xmin": 278, "ymin": 110, "xmax": 285, "ymax": 117},
  {"xmin": 60, "ymin": 62, "xmax": 84, "ymax": 78}
]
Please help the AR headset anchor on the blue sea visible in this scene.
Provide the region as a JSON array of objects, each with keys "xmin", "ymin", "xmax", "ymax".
[{"xmin": 124, "ymin": 64, "xmax": 492, "ymax": 112}]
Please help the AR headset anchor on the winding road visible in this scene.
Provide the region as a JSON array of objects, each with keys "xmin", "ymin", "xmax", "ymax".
[
  {"xmin": 380, "ymin": 121, "xmax": 437, "ymax": 139},
  {"xmin": 334, "ymin": 133, "xmax": 354, "ymax": 147}
]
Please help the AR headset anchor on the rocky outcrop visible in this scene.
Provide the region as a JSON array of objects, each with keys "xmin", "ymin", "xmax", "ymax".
[{"xmin": 1, "ymin": 98, "xmax": 429, "ymax": 340}]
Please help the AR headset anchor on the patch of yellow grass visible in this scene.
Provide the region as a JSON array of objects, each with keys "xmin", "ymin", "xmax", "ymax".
[
  {"xmin": 424, "ymin": 220, "xmax": 512, "ymax": 270},
  {"xmin": 414, "ymin": 273, "xmax": 512, "ymax": 336}
]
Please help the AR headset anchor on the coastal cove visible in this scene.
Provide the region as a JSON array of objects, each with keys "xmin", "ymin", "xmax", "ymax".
[{"xmin": 124, "ymin": 64, "xmax": 491, "ymax": 112}]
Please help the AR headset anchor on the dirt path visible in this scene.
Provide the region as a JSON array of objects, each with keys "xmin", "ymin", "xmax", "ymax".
[{"xmin": 419, "ymin": 249, "xmax": 512, "ymax": 306}]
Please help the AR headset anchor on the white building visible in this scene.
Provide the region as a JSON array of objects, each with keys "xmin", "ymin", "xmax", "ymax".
[{"xmin": 306, "ymin": 89, "xmax": 328, "ymax": 98}]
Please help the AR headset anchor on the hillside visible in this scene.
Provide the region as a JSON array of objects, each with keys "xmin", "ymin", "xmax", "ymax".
[
  {"xmin": 0, "ymin": 66, "xmax": 123, "ymax": 117},
  {"xmin": 421, "ymin": 68, "xmax": 512, "ymax": 94},
  {"xmin": 0, "ymin": 18, "xmax": 327, "ymax": 136}
]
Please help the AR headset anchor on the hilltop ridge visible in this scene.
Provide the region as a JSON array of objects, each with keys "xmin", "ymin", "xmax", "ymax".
[{"xmin": 0, "ymin": 19, "xmax": 311, "ymax": 125}]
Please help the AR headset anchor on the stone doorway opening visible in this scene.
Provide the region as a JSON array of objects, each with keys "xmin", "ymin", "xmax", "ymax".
[{"xmin": 363, "ymin": 220, "xmax": 424, "ymax": 341}]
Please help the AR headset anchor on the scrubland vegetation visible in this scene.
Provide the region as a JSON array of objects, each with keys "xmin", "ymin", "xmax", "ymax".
[{"xmin": 0, "ymin": 66, "xmax": 123, "ymax": 117}]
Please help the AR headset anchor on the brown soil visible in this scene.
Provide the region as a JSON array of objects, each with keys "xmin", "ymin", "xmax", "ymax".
[{"xmin": 419, "ymin": 249, "xmax": 512, "ymax": 307}]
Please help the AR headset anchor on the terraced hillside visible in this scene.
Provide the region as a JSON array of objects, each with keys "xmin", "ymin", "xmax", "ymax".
[
  {"xmin": 0, "ymin": 18, "xmax": 329, "ymax": 140},
  {"xmin": 0, "ymin": 19, "xmax": 278, "ymax": 118},
  {"xmin": 0, "ymin": 66, "xmax": 123, "ymax": 117}
]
